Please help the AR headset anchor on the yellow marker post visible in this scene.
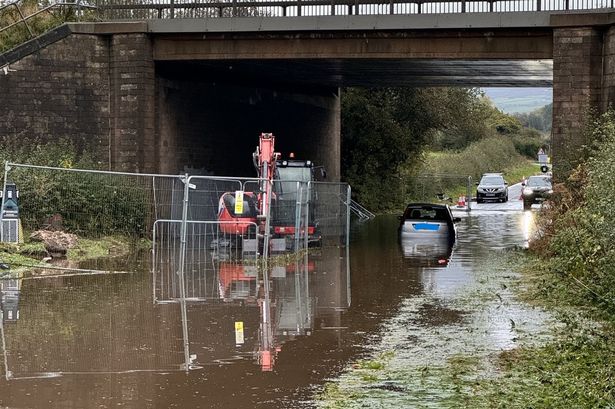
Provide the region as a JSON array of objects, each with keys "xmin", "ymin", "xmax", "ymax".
[
  {"xmin": 235, "ymin": 321, "xmax": 245, "ymax": 345},
  {"xmin": 234, "ymin": 191, "xmax": 244, "ymax": 215}
]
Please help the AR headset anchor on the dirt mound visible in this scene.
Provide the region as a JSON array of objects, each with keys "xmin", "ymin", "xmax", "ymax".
[{"xmin": 30, "ymin": 230, "xmax": 78, "ymax": 258}]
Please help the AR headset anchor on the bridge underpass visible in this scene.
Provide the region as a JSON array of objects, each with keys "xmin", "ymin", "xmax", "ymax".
[
  {"xmin": 149, "ymin": 20, "xmax": 555, "ymax": 178},
  {"xmin": 155, "ymin": 50, "xmax": 552, "ymax": 177}
]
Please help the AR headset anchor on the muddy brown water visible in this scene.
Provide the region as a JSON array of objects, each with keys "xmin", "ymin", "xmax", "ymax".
[{"xmin": 0, "ymin": 210, "xmax": 539, "ymax": 408}]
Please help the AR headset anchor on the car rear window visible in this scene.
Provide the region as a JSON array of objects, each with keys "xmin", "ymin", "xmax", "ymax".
[
  {"xmin": 480, "ymin": 176, "xmax": 504, "ymax": 185},
  {"xmin": 527, "ymin": 177, "xmax": 551, "ymax": 187},
  {"xmin": 404, "ymin": 206, "xmax": 448, "ymax": 221}
]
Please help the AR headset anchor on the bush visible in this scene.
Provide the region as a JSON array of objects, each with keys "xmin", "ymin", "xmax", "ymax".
[
  {"xmin": 424, "ymin": 136, "xmax": 522, "ymax": 178},
  {"xmin": 511, "ymin": 134, "xmax": 544, "ymax": 158},
  {"xmin": 0, "ymin": 138, "xmax": 150, "ymax": 238},
  {"xmin": 403, "ymin": 136, "xmax": 527, "ymax": 203},
  {"xmin": 0, "ymin": 0, "xmax": 96, "ymax": 53},
  {"xmin": 532, "ymin": 110, "xmax": 615, "ymax": 320}
]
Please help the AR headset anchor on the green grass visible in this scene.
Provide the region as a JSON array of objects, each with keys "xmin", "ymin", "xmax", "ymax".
[
  {"xmin": 0, "ymin": 244, "xmax": 46, "ymax": 275},
  {"xmin": 503, "ymin": 161, "xmax": 542, "ymax": 184},
  {"xmin": 0, "ymin": 235, "xmax": 150, "ymax": 277},
  {"xmin": 422, "ymin": 159, "xmax": 540, "ymax": 205},
  {"xmin": 66, "ymin": 236, "xmax": 133, "ymax": 261},
  {"xmin": 442, "ymin": 254, "xmax": 615, "ymax": 409}
]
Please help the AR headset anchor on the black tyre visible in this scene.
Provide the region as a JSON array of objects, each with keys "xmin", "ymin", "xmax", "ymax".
[{"xmin": 523, "ymin": 201, "xmax": 531, "ymax": 210}]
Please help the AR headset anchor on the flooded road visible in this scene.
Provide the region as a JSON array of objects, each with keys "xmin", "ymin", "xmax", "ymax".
[{"xmin": 0, "ymin": 206, "xmax": 552, "ymax": 408}]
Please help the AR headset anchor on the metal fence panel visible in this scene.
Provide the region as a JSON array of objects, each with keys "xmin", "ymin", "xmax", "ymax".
[
  {"xmin": 0, "ymin": 162, "xmax": 352, "ymax": 375},
  {"xmin": 2, "ymin": 162, "xmax": 183, "ymax": 239},
  {"xmin": 152, "ymin": 219, "xmax": 260, "ymax": 303},
  {"xmin": 310, "ymin": 181, "xmax": 351, "ymax": 248}
]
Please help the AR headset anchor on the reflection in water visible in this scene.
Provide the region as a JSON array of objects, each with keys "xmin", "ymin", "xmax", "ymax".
[
  {"xmin": 0, "ymin": 279, "xmax": 20, "ymax": 323},
  {"xmin": 399, "ymin": 236, "xmax": 452, "ymax": 267},
  {"xmin": 409, "ymin": 210, "xmax": 551, "ymax": 352},
  {"xmin": 0, "ymin": 242, "xmax": 351, "ymax": 406},
  {"xmin": 322, "ymin": 212, "xmax": 557, "ymax": 408},
  {"xmin": 0, "ymin": 211, "xmax": 551, "ymax": 408},
  {"xmin": 522, "ymin": 209, "xmax": 538, "ymax": 247}
]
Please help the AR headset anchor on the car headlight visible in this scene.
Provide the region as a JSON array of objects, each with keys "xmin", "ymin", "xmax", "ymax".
[
  {"xmin": 523, "ymin": 188, "xmax": 533, "ymax": 196},
  {"xmin": 547, "ymin": 189, "xmax": 553, "ymax": 194}
]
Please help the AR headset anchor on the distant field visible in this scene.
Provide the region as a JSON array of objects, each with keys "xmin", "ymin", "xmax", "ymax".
[{"xmin": 482, "ymin": 87, "xmax": 552, "ymax": 114}]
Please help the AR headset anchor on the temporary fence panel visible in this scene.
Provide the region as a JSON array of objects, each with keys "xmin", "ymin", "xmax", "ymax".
[
  {"xmin": 267, "ymin": 180, "xmax": 312, "ymax": 253},
  {"xmin": 310, "ymin": 182, "xmax": 351, "ymax": 248},
  {"xmin": 1, "ymin": 162, "xmax": 183, "ymax": 239},
  {"xmin": 0, "ymin": 163, "xmax": 351, "ymax": 273},
  {"xmin": 152, "ymin": 219, "xmax": 260, "ymax": 303}
]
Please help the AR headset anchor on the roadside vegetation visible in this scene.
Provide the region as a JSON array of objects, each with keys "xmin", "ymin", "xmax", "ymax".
[
  {"xmin": 441, "ymin": 112, "xmax": 615, "ymax": 407},
  {"xmin": 341, "ymin": 88, "xmax": 549, "ymax": 212},
  {"xmin": 0, "ymin": 136, "xmax": 151, "ymax": 276},
  {"xmin": 322, "ymin": 110, "xmax": 615, "ymax": 408}
]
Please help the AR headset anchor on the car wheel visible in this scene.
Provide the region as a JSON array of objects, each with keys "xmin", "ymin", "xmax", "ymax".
[
  {"xmin": 477, "ymin": 198, "xmax": 483, "ymax": 204},
  {"xmin": 523, "ymin": 201, "xmax": 531, "ymax": 210}
]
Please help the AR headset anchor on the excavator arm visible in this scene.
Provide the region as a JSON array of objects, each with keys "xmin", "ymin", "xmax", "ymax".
[{"xmin": 254, "ymin": 133, "xmax": 280, "ymax": 220}]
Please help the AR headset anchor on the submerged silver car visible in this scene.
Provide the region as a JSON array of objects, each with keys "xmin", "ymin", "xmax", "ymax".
[{"xmin": 398, "ymin": 203, "xmax": 459, "ymax": 245}]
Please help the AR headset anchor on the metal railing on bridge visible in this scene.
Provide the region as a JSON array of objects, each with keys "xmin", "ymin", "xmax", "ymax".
[{"xmin": 92, "ymin": 0, "xmax": 614, "ymax": 20}]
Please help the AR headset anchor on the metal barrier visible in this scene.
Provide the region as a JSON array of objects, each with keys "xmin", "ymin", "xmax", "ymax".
[
  {"xmin": 1, "ymin": 0, "xmax": 611, "ymax": 25},
  {"xmin": 348, "ymin": 198, "xmax": 375, "ymax": 222},
  {"xmin": 152, "ymin": 219, "xmax": 260, "ymax": 303},
  {"xmin": 0, "ymin": 162, "xmax": 352, "ymax": 376},
  {"xmin": 0, "ymin": 1, "xmax": 91, "ymax": 35},
  {"xmin": 0, "ymin": 162, "xmax": 350, "ymax": 273},
  {"xmin": 93, "ymin": 0, "xmax": 615, "ymax": 20},
  {"xmin": 310, "ymin": 181, "xmax": 351, "ymax": 248},
  {"xmin": 0, "ymin": 0, "xmax": 95, "ymax": 55},
  {"xmin": 1, "ymin": 162, "xmax": 184, "ymax": 240}
]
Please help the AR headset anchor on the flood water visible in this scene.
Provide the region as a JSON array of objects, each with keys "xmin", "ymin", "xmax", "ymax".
[{"xmin": 0, "ymin": 207, "xmax": 550, "ymax": 408}]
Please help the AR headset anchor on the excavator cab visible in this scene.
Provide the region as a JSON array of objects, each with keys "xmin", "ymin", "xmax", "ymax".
[
  {"xmin": 217, "ymin": 192, "xmax": 259, "ymax": 236},
  {"xmin": 271, "ymin": 159, "xmax": 319, "ymax": 244}
]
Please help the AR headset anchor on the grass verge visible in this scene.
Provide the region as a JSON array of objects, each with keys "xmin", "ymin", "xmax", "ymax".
[
  {"xmin": 0, "ymin": 235, "xmax": 150, "ymax": 277},
  {"xmin": 444, "ymin": 253, "xmax": 615, "ymax": 408}
]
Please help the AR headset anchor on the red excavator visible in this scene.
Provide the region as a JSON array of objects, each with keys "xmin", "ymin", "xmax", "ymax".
[
  {"xmin": 217, "ymin": 133, "xmax": 322, "ymax": 245},
  {"xmin": 217, "ymin": 133, "xmax": 280, "ymax": 236}
]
